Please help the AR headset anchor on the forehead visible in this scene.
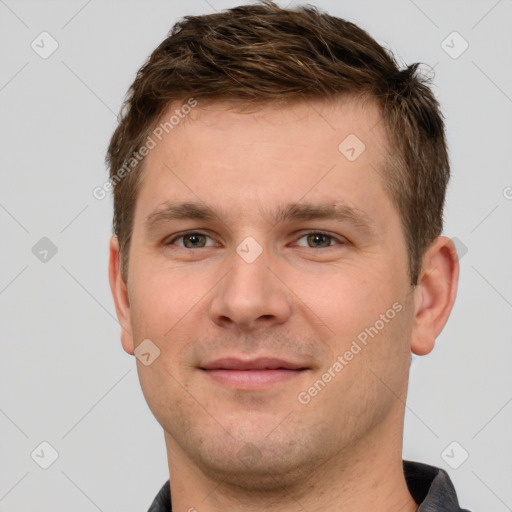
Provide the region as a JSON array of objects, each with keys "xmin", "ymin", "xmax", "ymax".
[
  {"xmin": 162, "ymin": 95, "xmax": 386, "ymax": 146},
  {"xmin": 134, "ymin": 97, "xmax": 392, "ymax": 228}
]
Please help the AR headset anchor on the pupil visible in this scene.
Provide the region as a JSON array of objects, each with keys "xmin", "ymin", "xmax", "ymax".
[
  {"xmin": 309, "ymin": 234, "xmax": 329, "ymax": 248},
  {"xmin": 185, "ymin": 234, "xmax": 204, "ymax": 248}
]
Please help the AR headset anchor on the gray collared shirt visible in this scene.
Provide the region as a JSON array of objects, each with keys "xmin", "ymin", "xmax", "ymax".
[{"xmin": 147, "ymin": 460, "xmax": 472, "ymax": 511}]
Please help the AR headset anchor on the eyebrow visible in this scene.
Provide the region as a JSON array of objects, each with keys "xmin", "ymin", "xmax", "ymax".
[{"xmin": 145, "ymin": 200, "xmax": 376, "ymax": 235}]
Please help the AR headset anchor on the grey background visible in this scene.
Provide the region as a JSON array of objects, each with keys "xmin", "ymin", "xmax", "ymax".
[{"xmin": 1, "ymin": 0, "xmax": 511, "ymax": 510}]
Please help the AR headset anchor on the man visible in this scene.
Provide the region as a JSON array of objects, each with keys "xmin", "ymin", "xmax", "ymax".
[{"xmin": 107, "ymin": 1, "xmax": 469, "ymax": 510}]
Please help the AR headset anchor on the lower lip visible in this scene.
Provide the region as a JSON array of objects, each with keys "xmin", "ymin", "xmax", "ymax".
[{"xmin": 201, "ymin": 369, "xmax": 306, "ymax": 389}]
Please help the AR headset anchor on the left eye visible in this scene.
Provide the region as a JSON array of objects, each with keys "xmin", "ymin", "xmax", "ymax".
[{"xmin": 294, "ymin": 232, "xmax": 344, "ymax": 249}]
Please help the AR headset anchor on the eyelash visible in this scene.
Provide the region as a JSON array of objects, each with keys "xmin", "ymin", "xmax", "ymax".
[{"xmin": 165, "ymin": 230, "xmax": 347, "ymax": 249}]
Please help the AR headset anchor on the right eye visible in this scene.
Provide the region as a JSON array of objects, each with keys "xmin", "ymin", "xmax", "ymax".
[{"xmin": 165, "ymin": 231, "xmax": 217, "ymax": 249}]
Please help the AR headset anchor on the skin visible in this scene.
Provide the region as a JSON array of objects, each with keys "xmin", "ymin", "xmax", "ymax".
[{"xmin": 109, "ymin": 97, "xmax": 459, "ymax": 512}]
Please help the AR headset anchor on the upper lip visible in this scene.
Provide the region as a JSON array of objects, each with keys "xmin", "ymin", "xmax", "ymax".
[{"xmin": 200, "ymin": 357, "xmax": 308, "ymax": 371}]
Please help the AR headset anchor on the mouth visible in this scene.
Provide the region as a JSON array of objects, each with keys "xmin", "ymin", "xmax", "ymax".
[{"xmin": 199, "ymin": 357, "xmax": 310, "ymax": 390}]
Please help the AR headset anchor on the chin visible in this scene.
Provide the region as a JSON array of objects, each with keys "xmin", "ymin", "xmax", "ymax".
[{"xmin": 187, "ymin": 434, "xmax": 323, "ymax": 493}]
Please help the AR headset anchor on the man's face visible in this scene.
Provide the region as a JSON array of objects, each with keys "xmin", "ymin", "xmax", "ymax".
[{"xmin": 112, "ymin": 98, "xmax": 418, "ymax": 487}]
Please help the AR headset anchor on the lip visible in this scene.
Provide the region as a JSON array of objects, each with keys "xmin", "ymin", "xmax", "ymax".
[
  {"xmin": 200, "ymin": 357, "xmax": 308, "ymax": 371},
  {"xmin": 199, "ymin": 358, "xmax": 309, "ymax": 390}
]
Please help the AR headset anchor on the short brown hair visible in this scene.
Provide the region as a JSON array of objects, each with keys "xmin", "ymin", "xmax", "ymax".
[{"xmin": 106, "ymin": 0, "xmax": 449, "ymax": 286}]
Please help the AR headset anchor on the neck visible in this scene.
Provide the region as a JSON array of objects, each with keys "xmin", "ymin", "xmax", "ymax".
[{"xmin": 164, "ymin": 406, "xmax": 417, "ymax": 512}]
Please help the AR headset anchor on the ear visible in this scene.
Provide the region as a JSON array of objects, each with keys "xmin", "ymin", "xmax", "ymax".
[
  {"xmin": 410, "ymin": 236, "xmax": 460, "ymax": 356},
  {"xmin": 108, "ymin": 235, "xmax": 135, "ymax": 355}
]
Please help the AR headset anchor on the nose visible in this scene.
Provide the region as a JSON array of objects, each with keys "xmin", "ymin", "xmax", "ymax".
[{"xmin": 209, "ymin": 242, "xmax": 292, "ymax": 332}]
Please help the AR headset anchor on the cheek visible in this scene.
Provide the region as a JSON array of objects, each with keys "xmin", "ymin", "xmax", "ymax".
[
  {"xmin": 351, "ymin": 297, "xmax": 413, "ymax": 400},
  {"xmin": 306, "ymin": 299, "xmax": 413, "ymax": 422},
  {"xmin": 128, "ymin": 268, "xmax": 200, "ymax": 339},
  {"xmin": 127, "ymin": 268, "xmax": 212, "ymax": 383},
  {"xmin": 302, "ymin": 264, "xmax": 412, "ymax": 379},
  {"xmin": 295, "ymin": 263, "xmax": 397, "ymax": 333}
]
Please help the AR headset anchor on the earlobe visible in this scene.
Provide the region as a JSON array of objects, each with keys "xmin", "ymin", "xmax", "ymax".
[
  {"xmin": 108, "ymin": 235, "xmax": 135, "ymax": 355},
  {"xmin": 410, "ymin": 236, "xmax": 460, "ymax": 356}
]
